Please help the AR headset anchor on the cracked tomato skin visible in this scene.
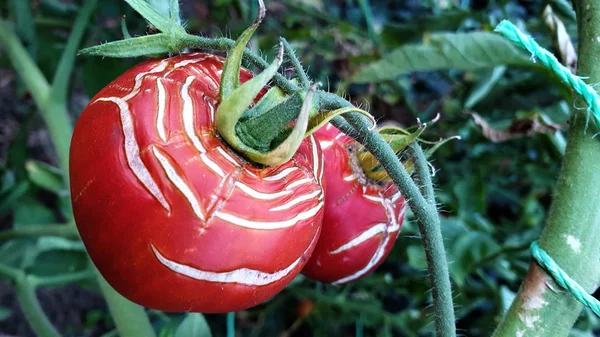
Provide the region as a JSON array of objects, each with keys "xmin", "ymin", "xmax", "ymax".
[
  {"xmin": 301, "ymin": 123, "xmax": 406, "ymax": 285},
  {"xmin": 69, "ymin": 53, "xmax": 325, "ymax": 313}
]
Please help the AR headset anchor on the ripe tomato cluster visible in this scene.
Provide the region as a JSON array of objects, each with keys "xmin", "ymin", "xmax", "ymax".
[{"xmin": 70, "ymin": 53, "xmax": 406, "ymax": 313}]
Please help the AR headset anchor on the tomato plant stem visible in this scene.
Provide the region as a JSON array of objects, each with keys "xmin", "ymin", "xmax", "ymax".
[
  {"xmin": 0, "ymin": 224, "xmax": 78, "ymax": 242},
  {"xmin": 15, "ymin": 276, "xmax": 62, "ymax": 337},
  {"xmin": 280, "ymin": 37, "xmax": 311, "ymax": 88},
  {"xmin": 97, "ymin": 273, "xmax": 158, "ymax": 337},
  {"xmin": 181, "ymin": 35, "xmax": 299, "ymax": 94},
  {"xmin": 330, "ymin": 114, "xmax": 456, "ymax": 337},
  {"xmin": 0, "ymin": 264, "xmax": 61, "ymax": 337},
  {"xmin": 492, "ymin": 3, "xmax": 600, "ymax": 336},
  {"xmin": 408, "ymin": 143, "xmax": 436, "ymax": 205}
]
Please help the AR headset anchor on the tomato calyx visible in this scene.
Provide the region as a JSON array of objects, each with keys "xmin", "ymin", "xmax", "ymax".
[
  {"xmin": 214, "ymin": 5, "xmax": 317, "ymax": 166},
  {"xmin": 357, "ymin": 115, "xmax": 461, "ymax": 182},
  {"xmin": 214, "ymin": 1, "xmax": 375, "ymax": 166}
]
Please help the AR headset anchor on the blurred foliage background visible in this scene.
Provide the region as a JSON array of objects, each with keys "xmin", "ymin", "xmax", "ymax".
[{"xmin": 0, "ymin": 0, "xmax": 598, "ymax": 336}]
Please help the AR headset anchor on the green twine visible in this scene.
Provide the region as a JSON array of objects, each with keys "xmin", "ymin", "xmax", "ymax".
[
  {"xmin": 226, "ymin": 312, "xmax": 235, "ymax": 337},
  {"xmin": 494, "ymin": 20, "xmax": 600, "ymax": 132},
  {"xmin": 530, "ymin": 241, "xmax": 600, "ymax": 317}
]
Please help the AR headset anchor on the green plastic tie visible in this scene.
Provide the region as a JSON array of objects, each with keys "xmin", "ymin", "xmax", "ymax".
[
  {"xmin": 494, "ymin": 20, "xmax": 600, "ymax": 132},
  {"xmin": 530, "ymin": 241, "xmax": 600, "ymax": 317}
]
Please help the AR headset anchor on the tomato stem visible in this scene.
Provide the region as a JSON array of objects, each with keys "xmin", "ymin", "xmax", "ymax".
[
  {"xmin": 492, "ymin": 2, "xmax": 600, "ymax": 335},
  {"xmin": 331, "ymin": 113, "xmax": 456, "ymax": 337},
  {"xmin": 280, "ymin": 37, "xmax": 311, "ymax": 88},
  {"xmin": 0, "ymin": 264, "xmax": 61, "ymax": 337},
  {"xmin": 0, "ymin": 224, "xmax": 78, "ymax": 243},
  {"xmin": 180, "ymin": 35, "xmax": 299, "ymax": 94},
  {"xmin": 407, "ymin": 143, "xmax": 435, "ymax": 205}
]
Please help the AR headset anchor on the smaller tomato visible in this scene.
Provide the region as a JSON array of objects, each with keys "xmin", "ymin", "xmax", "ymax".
[{"xmin": 302, "ymin": 123, "xmax": 407, "ymax": 284}]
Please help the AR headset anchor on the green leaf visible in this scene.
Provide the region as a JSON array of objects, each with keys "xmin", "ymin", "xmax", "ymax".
[
  {"xmin": 11, "ymin": 0, "xmax": 36, "ymax": 57},
  {"xmin": 464, "ymin": 66, "xmax": 506, "ymax": 109},
  {"xmin": 352, "ymin": 32, "xmax": 535, "ymax": 83},
  {"xmin": 406, "ymin": 245, "xmax": 427, "ymax": 270},
  {"xmin": 0, "ymin": 170, "xmax": 16, "ymax": 195},
  {"xmin": 13, "ymin": 196, "xmax": 56, "ymax": 227},
  {"xmin": 174, "ymin": 313, "xmax": 212, "ymax": 337},
  {"xmin": 50, "ymin": 0, "xmax": 97, "ymax": 105},
  {"xmin": 20, "ymin": 237, "xmax": 87, "ymax": 276},
  {"xmin": 168, "ymin": 0, "xmax": 181, "ymax": 24},
  {"xmin": 0, "ymin": 307, "xmax": 11, "ymax": 321},
  {"xmin": 146, "ymin": 0, "xmax": 171, "ymax": 19},
  {"xmin": 123, "ymin": 0, "xmax": 173, "ymax": 32},
  {"xmin": 0, "ymin": 240, "xmax": 34, "ymax": 267},
  {"xmin": 36, "ymin": 237, "xmax": 85, "ymax": 253},
  {"xmin": 219, "ymin": 0, "xmax": 265, "ymax": 101},
  {"xmin": 79, "ymin": 33, "xmax": 173, "ymax": 58},
  {"xmin": 0, "ymin": 181, "xmax": 30, "ymax": 218},
  {"xmin": 40, "ymin": 0, "xmax": 78, "ymax": 13},
  {"xmin": 25, "ymin": 160, "xmax": 65, "ymax": 194}
]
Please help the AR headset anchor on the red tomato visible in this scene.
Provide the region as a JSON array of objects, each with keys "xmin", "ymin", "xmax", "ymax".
[
  {"xmin": 70, "ymin": 53, "xmax": 325, "ymax": 313},
  {"xmin": 302, "ymin": 123, "xmax": 406, "ymax": 284}
]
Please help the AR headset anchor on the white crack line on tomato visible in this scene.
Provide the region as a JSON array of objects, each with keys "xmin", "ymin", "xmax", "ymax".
[
  {"xmin": 343, "ymin": 173, "xmax": 357, "ymax": 182},
  {"xmin": 216, "ymin": 146, "xmax": 241, "ymax": 167},
  {"xmin": 204, "ymin": 95, "xmax": 216, "ymax": 124},
  {"xmin": 319, "ymin": 140, "xmax": 334, "ymax": 150},
  {"xmin": 181, "ymin": 76, "xmax": 208, "ymax": 153},
  {"xmin": 199, "ymin": 152, "xmax": 226, "ymax": 177},
  {"xmin": 156, "ymin": 78, "xmax": 168, "ymax": 142},
  {"xmin": 150, "ymin": 230, "xmax": 319, "ymax": 286},
  {"xmin": 234, "ymin": 181, "xmax": 293, "ymax": 200},
  {"xmin": 214, "ymin": 201, "xmax": 324, "ymax": 230},
  {"xmin": 262, "ymin": 167, "xmax": 298, "ymax": 181},
  {"xmin": 269, "ymin": 189, "xmax": 322, "ymax": 212},
  {"xmin": 310, "ymin": 135, "xmax": 321, "ymax": 185},
  {"xmin": 93, "ymin": 60, "xmax": 171, "ymax": 212},
  {"xmin": 285, "ymin": 178, "xmax": 313, "ymax": 190},
  {"xmin": 152, "ymin": 147, "xmax": 206, "ymax": 221},
  {"xmin": 166, "ymin": 56, "xmax": 209, "ymax": 76},
  {"xmin": 330, "ymin": 194, "xmax": 401, "ymax": 285}
]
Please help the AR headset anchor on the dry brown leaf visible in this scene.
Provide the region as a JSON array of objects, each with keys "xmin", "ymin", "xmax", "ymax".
[
  {"xmin": 469, "ymin": 112, "xmax": 565, "ymax": 142},
  {"xmin": 543, "ymin": 5, "xmax": 577, "ymax": 73}
]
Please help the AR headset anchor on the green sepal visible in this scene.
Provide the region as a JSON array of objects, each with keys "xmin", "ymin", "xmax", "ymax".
[
  {"xmin": 216, "ymin": 45, "xmax": 284, "ymax": 164},
  {"xmin": 251, "ymin": 84, "xmax": 317, "ymax": 165},
  {"xmin": 243, "ymin": 84, "xmax": 290, "ymax": 120},
  {"xmin": 306, "ymin": 106, "xmax": 376, "ymax": 137},
  {"xmin": 121, "ymin": 16, "xmax": 132, "ymax": 39},
  {"xmin": 79, "ymin": 33, "xmax": 175, "ymax": 57},
  {"xmin": 239, "ymin": 89, "xmax": 307, "ymax": 152},
  {"xmin": 423, "ymin": 135, "xmax": 461, "ymax": 157},
  {"xmin": 359, "ymin": 116, "xmax": 456, "ymax": 181},
  {"xmin": 366, "ymin": 134, "xmax": 460, "ymax": 181},
  {"xmin": 378, "ymin": 124, "xmax": 427, "ymax": 153},
  {"xmin": 219, "ymin": 0, "xmax": 265, "ymax": 101},
  {"xmin": 280, "ymin": 37, "xmax": 310, "ymax": 88}
]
